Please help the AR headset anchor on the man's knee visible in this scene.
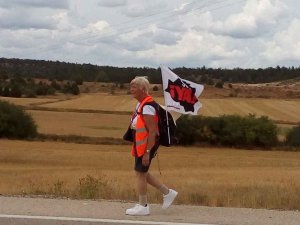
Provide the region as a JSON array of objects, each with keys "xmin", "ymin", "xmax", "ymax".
[{"xmin": 136, "ymin": 171, "xmax": 148, "ymax": 179}]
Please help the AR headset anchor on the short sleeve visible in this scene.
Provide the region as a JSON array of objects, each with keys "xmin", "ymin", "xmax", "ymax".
[{"xmin": 142, "ymin": 105, "xmax": 156, "ymax": 115}]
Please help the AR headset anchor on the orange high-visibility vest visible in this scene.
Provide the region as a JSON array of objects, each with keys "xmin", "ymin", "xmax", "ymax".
[{"xmin": 131, "ymin": 95, "xmax": 158, "ymax": 157}]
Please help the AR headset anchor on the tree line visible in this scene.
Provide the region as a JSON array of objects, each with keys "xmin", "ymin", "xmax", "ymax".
[
  {"xmin": 0, "ymin": 76, "xmax": 80, "ymax": 98},
  {"xmin": 1, "ymin": 58, "xmax": 299, "ymax": 85}
]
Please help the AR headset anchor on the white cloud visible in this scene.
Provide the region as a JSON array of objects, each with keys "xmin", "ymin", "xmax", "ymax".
[
  {"xmin": 72, "ymin": 20, "xmax": 114, "ymax": 46},
  {"xmin": 87, "ymin": 21, "xmax": 110, "ymax": 32},
  {"xmin": 157, "ymin": 20, "xmax": 186, "ymax": 33},
  {"xmin": 152, "ymin": 28, "xmax": 181, "ymax": 46},
  {"xmin": 0, "ymin": 0, "xmax": 69, "ymax": 9},
  {"xmin": 122, "ymin": 0, "xmax": 167, "ymax": 17},
  {"xmin": 0, "ymin": 0, "xmax": 69, "ymax": 30},
  {"xmin": 262, "ymin": 19, "xmax": 300, "ymax": 64},
  {"xmin": 0, "ymin": 29, "xmax": 51, "ymax": 49},
  {"xmin": 105, "ymin": 24, "xmax": 181, "ymax": 52},
  {"xmin": 98, "ymin": 0, "xmax": 127, "ymax": 7},
  {"xmin": 0, "ymin": 8, "xmax": 57, "ymax": 30},
  {"xmin": 209, "ymin": 0, "xmax": 287, "ymax": 38},
  {"xmin": 136, "ymin": 30, "xmax": 245, "ymax": 67},
  {"xmin": 114, "ymin": 28, "xmax": 155, "ymax": 51},
  {"xmin": 52, "ymin": 12, "xmax": 73, "ymax": 31},
  {"xmin": 0, "ymin": 0, "xmax": 299, "ymax": 68}
]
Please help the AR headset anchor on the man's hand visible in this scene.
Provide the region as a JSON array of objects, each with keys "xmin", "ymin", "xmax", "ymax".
[{"xmin": 142, "ymin": 153, "xmax": 150, "ymax": 166}]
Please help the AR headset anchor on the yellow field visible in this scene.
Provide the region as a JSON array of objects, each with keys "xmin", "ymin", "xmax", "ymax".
[
  {"xmin": 2, "ymin": 94, "xmax": 299, "ymax": 123},
  {"xmin": 201, "ymin": 98, "xmax": 300, "ymax": 123},
  {"xmin": 0, "ymin": 96, "xmax": 61, "ymax": 106},
  {"xmin": 1, "ymin": 93, "xmax": 300, "ymax": 209},
  {"xmin": 1, "ymin": 140, "xmax": 299, "ymax": 209},
  {"xmin": 2, "ymin": 93, "xmax": 299, "ymax": 137},
  {"xmin": 36, "ymin": 94, "xmax": 300, "ymax": 123},
  {"xmin": 28, "ymin": 110, "xmax": 129, "ymax": 137},
  {"xmin": 38, "ymin": 93, "xmax": 138, "ymax": 111}
]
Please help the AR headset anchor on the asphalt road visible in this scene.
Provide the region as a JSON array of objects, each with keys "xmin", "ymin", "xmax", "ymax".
[{"xmin": 0, "ymin": 196, "xmax": 299, "ymax": 225}]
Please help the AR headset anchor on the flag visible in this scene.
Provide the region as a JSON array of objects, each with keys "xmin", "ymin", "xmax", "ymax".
[{"xmin": 161, "ymin": 65, "xmax": 204, "ymax": 115}]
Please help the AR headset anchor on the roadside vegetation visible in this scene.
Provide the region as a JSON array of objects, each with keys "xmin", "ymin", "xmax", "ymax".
[
  {"xmin": 286, "ymin": 125, "xmax": 300, "ymax": 147},
  {"xmin": 0, "ymin": 100, "xmax": 37, "ymax": 139},
  {"xmin": 176, "ymin": 114, "xmax": 278, "ymax": 148},
  {"xmin": 1, "ymin": 140, "xmax": 299, "ymax": 210}
]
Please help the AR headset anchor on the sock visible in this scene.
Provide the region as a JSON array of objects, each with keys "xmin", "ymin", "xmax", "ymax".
[
  {"xmin": 139, "ymin": 195, "xmax": 147, "ymax": 207},
  {"xmin": 160, "ymin": 185, "xmax": 169, "ymax": 195}
]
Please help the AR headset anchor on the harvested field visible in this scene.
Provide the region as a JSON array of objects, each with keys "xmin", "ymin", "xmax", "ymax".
[
  {"xmin": 0, "ymin": 96, "xmax": 60, "ymax": 106},
  {"xmin": 28, "ymin": 110, "xmax": 129, "ymax": 138},
  {"xmin": 37, "ymin": 94, "xmax": 300, "ymax": 124},
  {"xmin": 0, "ymin": 140, "xmax": 299, "ymax": 210}
]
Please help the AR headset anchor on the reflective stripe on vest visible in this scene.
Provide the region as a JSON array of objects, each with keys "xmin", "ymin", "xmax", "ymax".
[{"xmin": 131, "ymin": 96, "xmax": 158, "ymax": 157}]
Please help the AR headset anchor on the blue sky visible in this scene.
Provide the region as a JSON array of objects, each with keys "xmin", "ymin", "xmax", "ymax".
[{"xmin": 0, "ymin": 0, "xmax": 299, "ymax": 68}]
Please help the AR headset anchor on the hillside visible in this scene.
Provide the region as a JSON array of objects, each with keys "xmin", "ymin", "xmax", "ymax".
[
  {"xmin": 77, "ymin": 81, "xmax": 300, "ymax": 99},
  {"xmin": 1, "ymin": 57, "xmax": 300, "ymax": 84}
]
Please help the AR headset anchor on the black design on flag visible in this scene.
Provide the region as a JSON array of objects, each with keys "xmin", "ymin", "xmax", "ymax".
[{"xmin": 165, "ymin": 78, "xmax": 198, "ymax": 112}]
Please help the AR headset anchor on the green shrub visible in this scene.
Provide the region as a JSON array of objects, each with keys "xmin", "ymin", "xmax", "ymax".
[
  {"xmin": 286, "ymin": 125, "xmax": 300, "ymax": 147},
  {"xmin": 35, "ymin": 83, "xmax": 49, "ymax": 95},
  {"xmin": 2, "ymin": 86, "xmax": 10, "ymax": 97},
  {"xmin": 0, "ymin": 100, "xmax": 37, "ymax": 139},
  {"xmin": 176, "ymin": 114, "xmax": 278, "ymax": 148},
  {"xmin": 215, "ymin": 81, "xmax": 224, "ymax": 88},
  {"xmin": 206, "ymin": 78, "xmax": 214, "ymax": 85},
  {"xmin": 70, "ymin": 83, "xmax": 80, "ymax": 95},
  {"xmin": 23, "ymin": 88, "xmax": 37, "ymax": 98},
  {"xmin": 217, "ymin": 114, "xmax": 278, "ymax": 147},
  {"xmin": 176, "ymin": 115, "xmax": 201, "ymax": 145},
  {"xmin": 10, "ymin": 84, "xmax": 22, "ymax": 97},
  {"xmin": 62, "ymin": 82, "xmax": 80, "ymax": 95}
]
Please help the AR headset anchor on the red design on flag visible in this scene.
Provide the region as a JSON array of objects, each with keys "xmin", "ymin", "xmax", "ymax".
[{"xmin": 161, "ymin": 66, "xmax": 204, "ymax": 115}]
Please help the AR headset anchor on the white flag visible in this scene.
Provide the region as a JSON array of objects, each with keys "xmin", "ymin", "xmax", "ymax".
[{"xmin": 161, "ymin": 65, "xmax": 204, "ymax": 115}]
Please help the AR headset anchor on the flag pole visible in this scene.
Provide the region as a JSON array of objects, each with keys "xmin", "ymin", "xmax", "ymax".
[
  {"xmin": 160, "ymin": 65, "xmax": 171, "ymax": 145},
  {"xmin": 165, "ymin": 106, "xmax": 171, "ymax": 145}
]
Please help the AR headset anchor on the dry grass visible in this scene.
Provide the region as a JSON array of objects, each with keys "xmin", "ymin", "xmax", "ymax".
[
  {"xmin": 1, "ymin": 93, "xmax": 300, "ymax": 209},
  {"xmin": 28, "ymin": 110, "xmax": 129, "ymax": 138},
  {"xmin": 1, "ymin": 140, "xmax": 300, "ymax": 210},
  {"xmin": 36, "ymin": 94, "xmax": 300, "ymax": 123},
  {"xmin": 39, "ymin": 93, "xmax": 138, "ymax": 111},
  {"xmin": 2, "ymin": 94, "xmax": 299, "ymax": 124},
  {"xmin": 0, "ymin": 96, "xmax": 60, "ymax": 106},
  {"xmin": 200, "ymin": 98, "xmax": 300, "ymax": 123}
]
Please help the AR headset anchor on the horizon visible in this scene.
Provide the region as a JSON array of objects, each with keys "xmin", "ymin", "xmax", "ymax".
[{"xmin": 2, "ymin": 57, "xmax": 300, "ymax": 70}]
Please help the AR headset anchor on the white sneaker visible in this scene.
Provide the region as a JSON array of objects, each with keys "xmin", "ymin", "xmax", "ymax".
[
  {"xmin": 162, "ymin": 189, "xmax": 178, "ymax": 209},
  {"xmin": 125, "ymin": 204, "xmax": 150, "ymax": 216}
]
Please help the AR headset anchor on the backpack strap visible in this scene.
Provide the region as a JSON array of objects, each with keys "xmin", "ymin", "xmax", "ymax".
[
  {"xmin": 137, "ymin": 96, "xmax": 153, "ymax": 114},
  {"xmin": 137, "ymin": 95, "xmax": 157, "ymax": 115},
  {"xmin": 138, "ymin": 101, "xmax": 159, "ymax": 115}
]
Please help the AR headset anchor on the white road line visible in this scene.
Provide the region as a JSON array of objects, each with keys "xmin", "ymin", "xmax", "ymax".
[{"xmin": 0, "ymin": 214, "xmax": 214, "ymax": 225}]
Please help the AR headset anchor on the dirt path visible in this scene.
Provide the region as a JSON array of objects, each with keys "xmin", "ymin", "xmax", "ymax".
[{"xmin": 0, "ymin": 197, "xmax": 299, "ymax": 225}]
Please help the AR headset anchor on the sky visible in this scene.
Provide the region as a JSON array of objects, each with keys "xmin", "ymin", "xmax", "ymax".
[{"xmin": 0, "ymin": 0, "xmax": 299, "ymax": 69}]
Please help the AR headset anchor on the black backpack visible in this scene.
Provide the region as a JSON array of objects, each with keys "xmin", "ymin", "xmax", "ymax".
[{"xmin": 142, "ymin": 101, "xmax": 177, "ymax": 147}]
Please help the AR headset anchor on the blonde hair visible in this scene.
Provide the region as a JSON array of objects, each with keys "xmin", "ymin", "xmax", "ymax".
[{"xmin": 130, "ymin": 76, "xmax": 150, "ymax": 94}]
